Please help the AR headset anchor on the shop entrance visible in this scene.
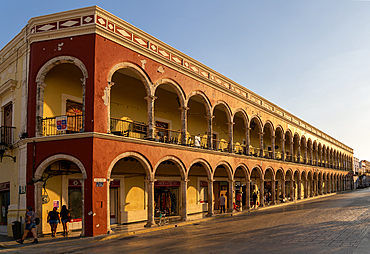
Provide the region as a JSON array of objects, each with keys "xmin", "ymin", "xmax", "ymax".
[
  {"xmin": 109, "ymin": 180, "xmax": 120, "ymax": 225},
  {"xmin": 154, "ymin": 181, "xmax": 179, "ymax": 216}
]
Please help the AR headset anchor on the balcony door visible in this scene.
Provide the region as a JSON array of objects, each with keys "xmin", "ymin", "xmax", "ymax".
[
  {"xmin": 3, "ymin": 103, "xmax": 12, "ymax": 127},
  {"xmin": 2, "ymin": 104, "xmax": 12, "ymax": 144}
]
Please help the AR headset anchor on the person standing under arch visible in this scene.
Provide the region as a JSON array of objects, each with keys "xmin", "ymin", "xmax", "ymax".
[
  {"xmin": 47, "ymin": 207, "xmax": 61, "ymax": 237},
  {"xmin": 60, "ymin": 205, "xmax": 70, "ymax": 236}
]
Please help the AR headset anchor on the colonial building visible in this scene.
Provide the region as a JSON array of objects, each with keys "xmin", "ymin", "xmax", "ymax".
[{"xmin": 0, "ymin": 6, "xmax": 354, "ymax": 237}]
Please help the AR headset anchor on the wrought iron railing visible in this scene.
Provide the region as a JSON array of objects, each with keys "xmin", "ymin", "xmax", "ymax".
[
  {"xmin": 42, "ymin": 115, "xmax": 82, "ymax": 136},
  {"xmin": 110, "ymin": 118, "xmax": 147, "ymax": 139},
  {"xmin": 0, "ymin": 126, "xmax": 15, "ymax": 145}
]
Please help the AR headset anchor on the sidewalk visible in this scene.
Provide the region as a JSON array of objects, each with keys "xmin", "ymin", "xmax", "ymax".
[{"xmin": 1, "ymin": 192, "xmax": 360, "ymax": 252}]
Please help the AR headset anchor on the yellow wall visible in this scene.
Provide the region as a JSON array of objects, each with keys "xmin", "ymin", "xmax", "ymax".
[
  {"xmin": 187, "ymin": 176, "xmax": 197, "ymax": 205},
  {"xmin": 43, "ymin": 63, "xmax": 83, "ymax": 117},
  {"xmin": 124, "ymin": 176, "xmax": 145, "ymax": 211}
]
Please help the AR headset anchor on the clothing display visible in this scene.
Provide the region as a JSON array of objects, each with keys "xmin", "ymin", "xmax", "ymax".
[{"xmin": 155, "ymin": 189, "xmax": 177, "ymax": 215}]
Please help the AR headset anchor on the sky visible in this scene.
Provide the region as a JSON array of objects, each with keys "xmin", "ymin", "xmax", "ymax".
[{"xmin": 1, "ymin": 0, "xmax": 370, "ymax": 160}]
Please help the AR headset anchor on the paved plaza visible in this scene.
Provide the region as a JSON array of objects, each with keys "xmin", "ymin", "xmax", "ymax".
[{"xmin": 2, "ymin": 188, "xmax": 370, "ymax": 253}]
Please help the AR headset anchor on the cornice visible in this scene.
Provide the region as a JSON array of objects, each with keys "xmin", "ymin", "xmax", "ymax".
[
  {"xmin": 15, "ymin": 6, "xmax": 353, "ymax": 153},
  {"xmin": 0, "ymin": 79, "xmax": 17, "ymax": 96},
  {"xmin": 17, "ymin": 132, "xmax": 352, "ymax": 173}
]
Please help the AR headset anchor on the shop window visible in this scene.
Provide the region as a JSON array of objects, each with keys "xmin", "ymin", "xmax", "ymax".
[
  {"xmin": 0, "ymin": 182, "xmax": 10, "ymax": 225},
  {"xmin": 199, "ymin": 181, "xmax": 208, "ymax": 203},
  {"xmin": 68, "ymin": 179, "xmax": 82, "ymax": 221}
]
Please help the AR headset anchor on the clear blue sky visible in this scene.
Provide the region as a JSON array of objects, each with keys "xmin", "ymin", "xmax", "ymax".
[{"xmin": 1, "ymin": 0, "xmax": 369, "ymax": 161}]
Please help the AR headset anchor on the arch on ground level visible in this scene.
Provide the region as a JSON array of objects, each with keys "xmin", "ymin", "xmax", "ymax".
[
  {"xmin": 264, "ymin": 166, "xmax": 275, "ymax": 181},
  {"xmin": 250, "ymin": 164, "xmax": 263, "ymax": 179},
  {"xmin": 188, "ymin": 158, "xmax": 213, "ymax": 180},
  {"xmin": 106, "ymin": 152, "xmax": 153, "ymax": 179},
  {"xmin": 35, "ymin": 154, "xmax": 87, "ymax": 180},
  {"xmin": 107, "ymin": 62, "xmax": 152, "ymax": 95},
  {"xmin": 153, "ymin": 78, "xmax": 186, "ymax": 108},
  {"xmin": 186, "ymin": 90, "xmax": 212, "ymax": 117},
  {"xmin": 285, "ymin": 168, "xmax": 293, "ymax": 180},
  {"xmin": 234, "ymin": 163, "xmax": 250, "ymax": 180},
  {"xmin": 34, "ymin": 154, "xmax": 87, "ymax": 236},
  {"xmin": 213, "ymin": 161, "xmax": 233, "ymax": 180},
  {"xmin": 153, "ymin": 156, "xmax": 187, "ymax": 180}
]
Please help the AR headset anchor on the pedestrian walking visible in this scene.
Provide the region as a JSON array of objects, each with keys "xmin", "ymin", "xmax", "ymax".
[
  {"xmin": 60, "ymin": 205, "xmax": 70, "ymax": 236},
  {"xmin": 16, "ymin": 206, "xmax": 38, "ymax": 244},
  {"xmin": 236, "ymin": 192, "xmax": 242, "ymax": 208},
  {"xmin": 47, "ymin": 207, "xmax": 61, "ymax": 237},
  {"xmin": 219, "ymin": 194, "xmax": 226, "ymax": 213},
  {"xmin": 252, "ymin": 191, "xmax": 258, "ymax": 208}
]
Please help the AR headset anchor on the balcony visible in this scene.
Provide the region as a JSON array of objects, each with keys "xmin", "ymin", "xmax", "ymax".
[
  {"xmin": 41, "ymin": 115, "xmax": 82, "ymax": 136},
  {"xmin": 0, "ymin": 126, "xmax": 15, "ymax": 146}
]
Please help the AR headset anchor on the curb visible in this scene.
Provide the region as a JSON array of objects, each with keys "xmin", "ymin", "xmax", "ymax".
[{"xmin": 0, "ymin": 191, "xmax": 343, "ymax": 250}]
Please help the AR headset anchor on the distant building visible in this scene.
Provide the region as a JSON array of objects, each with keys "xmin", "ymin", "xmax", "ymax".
[{"xmin": 353, "ymin": 157, "xmax": 360, "ymax": 174}]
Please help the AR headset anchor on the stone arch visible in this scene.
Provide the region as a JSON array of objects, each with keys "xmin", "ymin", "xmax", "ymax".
[
  {"xmin": 36, "ymin": 55, "xmax": 89, "ymax": 84},
  {"xmin": 249, "ymin": 115, "xmax": 263, "ymax": 132},
  {"xmin": 251, "ymin": 164, "xmax": 263, "ymax": 179},
  {"xmin": 186, "ymin": 90, "xmax": 212, "ymax": 117},
  {"xmin": 232, "ymin": 108, "xmax": 249, "ymax": 126},
  {"xmin": 106, "ymin": 152, "xmax": 153, "ymax": 180},
  {"xmin": 234, "ymin": 163, "xmax": 250, "ymax": 180},
  {"xmin": 35, "ymin": 56, "xmax": 89, "ymax": 136},
  {"xmin": 263, "ymin": 120, "xmax": 275, "ymax": 135},
  {"xmin": 265, "ymin": 166, "xmax": 276, "ymax": 181},
  {"xmin": 212, "ymin": 101, "xmax": 232, "ymax": 122},
  {"xmin": 35, "ymin": 154, "xmax": 87, "ymax": 180},
  {"xmin": 153, "ymin": 156, "xmax": 187, "ymax": 180},
  {"xmin": 153, "ymin": 78, "xmax": 186, "ymax": 108},
  {"xmin": 34, "ymin": 154, "xmax": 87, "ymax": 236},
  {"xmin": 214, "ymin": 161, "xmax": 233, "ymax": 180},
  {"xmin": 107, "ymin": 61, "xmax": 152, "ymax": 95},
  {"xmin": 188, "ymin": 158, "xmax": 213, "ymax": 180}
]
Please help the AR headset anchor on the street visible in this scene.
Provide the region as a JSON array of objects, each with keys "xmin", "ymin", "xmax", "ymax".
[{"xmin": 4, "ymin": 189, "xmax": 370, "ymax": 254}]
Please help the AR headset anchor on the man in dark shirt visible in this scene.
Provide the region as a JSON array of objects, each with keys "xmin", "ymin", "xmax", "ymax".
[{"xmin": 47, "ymin": 207, "xmax": 61, "ymax": 237}]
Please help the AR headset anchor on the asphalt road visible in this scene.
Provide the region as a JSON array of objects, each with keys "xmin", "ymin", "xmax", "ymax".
[{"xmin": 5, "ymin": 189, "xmax": 370, "ymax": 254}]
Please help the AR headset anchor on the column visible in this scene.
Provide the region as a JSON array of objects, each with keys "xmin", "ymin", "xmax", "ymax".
[
  {"xmin": 259, "ymin": 179, "xmax": 265, "ymax": 207},
  {"xmin": 228, "ymin": 180, "xmax": 234, "ymax": 212},
  {"xmin": 35, "ymin": 181, "xmax": 43, "ymax": 237},
  {"xmin": 259, "ymin": 132, "xmax": 264, "ymax": 158},
  {"xmin": 36, "ymin": 82, "xmax": 47, "ymax": 137},
  {"xmin": 281, "ymin": 138, "xmax": 285, "ymax": 162},
  {"xmin": 106, "ymin": 82, "xmax": 114, "ymax": 133},
  {"xmin": 246, "ymin": 180, "xmax": 251, "ymax": 210},
  {"xmin": 304, "ymin": 145, "xmax": 308, "ymax": 164},
  {"xmin": 297, "ymin": 144, "xmax": 301, "ymax": 163},
  {"xmin": 207, "ymin": 180, "xmax": 214, "ymax": 217},
  {"xmin": 179, "ymin": 107, "xmax": 189, "ymax": 145},
  {"xmin": 282, "ymin": 179, "xmax": 286, "ymax": 200},
  {"xmin": 320, "ymin": 179, "xmax": 323, "ymax": 195},
  {"xmin": 145, "ymin": 179, "xmax": 156, "ymax": 227},
  {"xmin": 325, "ymin": 179, "xmax": 328, "ymax": 194},
  {"xmin": 271, "ymin": 135, "xmax": 275, "ymax": 159},
  {"xmin": 272, "ymin": 180, "xmax": 276, "ymax": 205},
  {"xmin": 304, "ymin": 179, "xmax": 308, "ymax": 198},
  {"xmin": 245, "ymin": 127, "xmax": 250, "ymax": 156},
  {"xmin": 228, "ymin": 122, "xmax": 234, "ymax": 153},
  {"xmin": 276, "ymin": 181, "xmax": 280, "ymax": 204},
  {"xmin": 181, "ymin": 179, "xmax": 188, "ymax": 221},
  {"xmin": 310, "ymin": 180, "xmax": 314, "ymax": 197},
  {"xmin": 290, "ymin": 140, "xmax": 294, "ymax": 162},
  {"xmin": 290, "ymin": 180, "xmax": 294, "ymax": 200},
  {"xmin": 144, "ymin": 95, "xmax": 157, "ymax": 139},
  {"xmin": 206, "ymin": 116, "xmax": 213, "ymax": 150},
  {"xmin": 298, "ymin": 180, "xmax": 302, "ymax": 199}
]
